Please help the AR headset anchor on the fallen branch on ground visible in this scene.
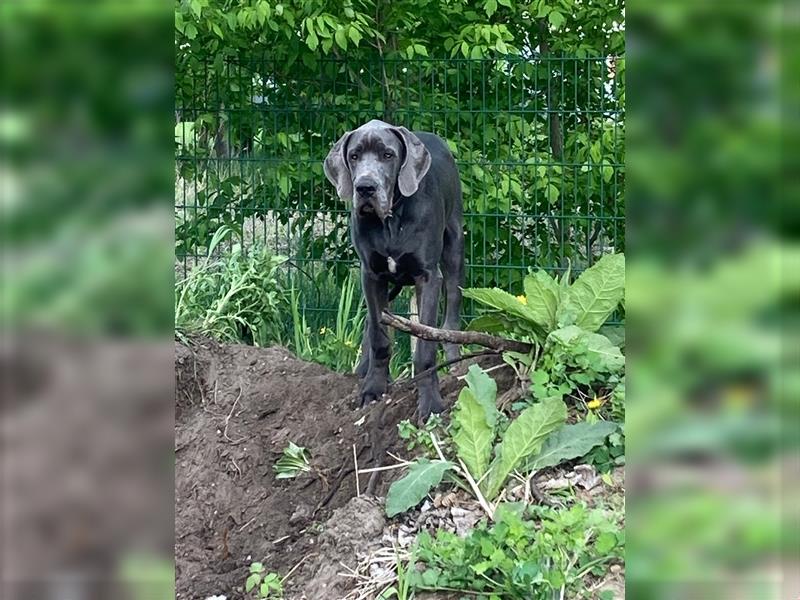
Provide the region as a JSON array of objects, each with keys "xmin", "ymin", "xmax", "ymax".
[{"xmin": 380, "ymin": 311, "xmax": 533, "ymax": 354}]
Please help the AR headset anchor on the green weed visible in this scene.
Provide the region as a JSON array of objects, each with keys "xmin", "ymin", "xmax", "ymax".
[
  {"xmin": 245, "ymin": 562, "xmax": 283, "ymax": 599},
  {"xmin": 412, "ymin": 502, "xmax": 623, "ymax": 598},
  {"xmin": 175, "ymin": 227, "xmax": 290, "ymax": 346}
]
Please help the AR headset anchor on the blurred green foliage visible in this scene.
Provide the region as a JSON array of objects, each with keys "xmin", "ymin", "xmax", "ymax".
[
  {"xmin": 626, "ymin": 0, "xmax": 793, "ymax": 596},
  {"xmin": 2, "ymin": 1, "xmax": 174, "ymax": 336}
]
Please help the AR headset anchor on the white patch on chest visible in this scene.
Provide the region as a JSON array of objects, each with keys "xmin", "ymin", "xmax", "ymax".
[{"xmin": 387, "ymin": 256, "xmax": 397, "ymax": 273}]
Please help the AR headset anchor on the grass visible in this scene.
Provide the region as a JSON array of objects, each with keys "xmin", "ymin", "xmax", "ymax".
[
  {"xmin": 175, "ymin": 236, "xmax": 427, "ymax": 379},
  {"xmin": 290, "ymin": 268, "xmax": 365, "ymax": 373},
  {"xmin": 175, "ymin": 227, "xmax": 291, "ymax": 347}
]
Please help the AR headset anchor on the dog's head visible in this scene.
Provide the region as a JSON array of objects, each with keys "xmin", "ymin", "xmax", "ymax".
[{"xmin": 323, "ymin": 119, "xmax": 431, "ymax": 220}]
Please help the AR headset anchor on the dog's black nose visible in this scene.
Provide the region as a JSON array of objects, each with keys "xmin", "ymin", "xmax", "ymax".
[{"xmin": 355, "ymin": 181, "xmax": 377, "ymax": 197}]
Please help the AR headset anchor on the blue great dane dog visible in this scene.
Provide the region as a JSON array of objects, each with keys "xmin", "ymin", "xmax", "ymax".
[{"xmin": 324, "ymin": 119, "xmax": 464, "ymax": 418}]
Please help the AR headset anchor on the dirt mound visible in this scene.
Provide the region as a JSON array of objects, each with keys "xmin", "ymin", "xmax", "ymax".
[{"xmin": 175, "ymin": 338, "xmax": 514, "ymax": 600}]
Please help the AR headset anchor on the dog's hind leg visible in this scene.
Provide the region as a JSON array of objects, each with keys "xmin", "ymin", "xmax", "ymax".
[
  {"xmin": 414, "ymin": 272, "xmax": 444, "ymax": 419},
  {"xmin": 440, "ymin": 224, "xmax": 465, "ymax": 363}
]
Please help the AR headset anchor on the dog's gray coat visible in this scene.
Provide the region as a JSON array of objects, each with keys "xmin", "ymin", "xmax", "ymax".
[{"xmin": 324, "ymin": 119, "xmax": 464, "ymax": 418}]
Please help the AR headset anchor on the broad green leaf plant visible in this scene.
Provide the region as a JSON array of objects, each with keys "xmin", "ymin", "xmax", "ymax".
[
  {"xmin": 464, "ymin": 253, "xmax": 625, "ymax": 341},
  {"xmin": 385, "ymin": 365, "xmax": 616, "ymax": 517},
  {"xmin": 465, "ymin": 253, "xmax": 625, "ymax": 406}
]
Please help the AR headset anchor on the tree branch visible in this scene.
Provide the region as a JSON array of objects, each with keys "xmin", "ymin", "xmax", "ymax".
[{"xmin": 380, "ymin": 312, "xmax": 533, "ymax": 354}]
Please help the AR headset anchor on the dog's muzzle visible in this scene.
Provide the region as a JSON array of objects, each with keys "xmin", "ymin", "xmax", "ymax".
[{"xmin": 354, "ymin": 177, "xmax": 390, "ymax": 219}]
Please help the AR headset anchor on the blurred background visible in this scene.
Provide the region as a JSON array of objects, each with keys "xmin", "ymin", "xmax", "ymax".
[
  {"xmin": 0, "ymin": 1, "xmax": 796, "ymax": 599},
  {"xmin": 625, "ymin": 0, "xmax": 797, "ymax": 598},
  {"xmin": 1, "ymin": 1, "xmax": 175, "ymax": 599}
]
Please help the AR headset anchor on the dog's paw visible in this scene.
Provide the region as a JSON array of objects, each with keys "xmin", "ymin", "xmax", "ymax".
[
  {"xmin": 417, "ymin": 390, "xmax": 445, "ymax": 421},
  {"xmin": 359, "ymin": 378, "xmax": 387, "ymax": 407}
]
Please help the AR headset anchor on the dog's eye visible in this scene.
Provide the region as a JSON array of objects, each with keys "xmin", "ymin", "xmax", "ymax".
[
  {"xmin": 349, "ymin": 153, "xmax": 358, "ymax": 161},
  {"xmin": 383, "ymin": 152, "xmax": 393, "ymax": 159}
]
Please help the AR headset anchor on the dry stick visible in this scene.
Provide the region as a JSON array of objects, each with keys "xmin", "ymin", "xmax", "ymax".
[
  {"xmin": 380, "ymin": 311, "xmax": 532, "ymax": 354},
  {"xmin": 352, "ymin": 444, "xmax": 361, "ymax": 497},
  {"xmin": 222, "ymin": 386, "xmax": 244, "ymax": 443},
  {"xmin": 429, "ymin": 433, "xmax": 495, "ymax": 521},
  {"xmin": 315, "ymin": 457, "xmax": 354, "ymax": 513},
  {"xmin": 280, "ymin": 554, "xmax": 311, "ymax": 586},
  {"xmin": 357, "ymin": 462, "xmax": 411, "ymax": 475},
  {"xmin": 457, "ymin": 458, "xmax": 496, "ymax": 521},
  {"xmin": 238, "ymin": 516, "xmax": 257, "ymax": 533}
]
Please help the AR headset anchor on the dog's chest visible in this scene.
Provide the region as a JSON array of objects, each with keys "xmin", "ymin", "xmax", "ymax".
[
  {"xmin": 360, "ymin": 221, "xmax": 424, "ymax": 283},
  {"xmin": 367, "ymin": 250, "xmax": 424, "ymax": 284}
]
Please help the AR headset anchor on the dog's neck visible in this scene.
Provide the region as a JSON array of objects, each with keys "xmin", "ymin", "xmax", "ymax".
[{"xmin": 382, "ymin": 186, "xmax": 408, "ymax": 235}]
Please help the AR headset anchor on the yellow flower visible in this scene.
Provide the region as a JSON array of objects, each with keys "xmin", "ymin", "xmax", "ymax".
[
  {"xmin": 724, "ymin": 385, "xmax": 754, "ymax": 410},
  {"xmin": 319, "ymin": 327, "xmax": 327, "ymax": 335},
  {"xmin": 516, "ymin": 295, "xmax": 527, "ymax": 304},
  {"xmin": 587, "ymin": 398, "xmax": 602, "ymax": 410}
]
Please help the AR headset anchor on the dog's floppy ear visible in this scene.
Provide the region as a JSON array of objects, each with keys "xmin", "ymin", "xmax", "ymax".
[
  {"xmin": 392, "ymin": 126, "xmax": 432, "ymax": 197},
  {"xmin": 323, "ymin": 130, "xmax": 354, "ymax": 200}
]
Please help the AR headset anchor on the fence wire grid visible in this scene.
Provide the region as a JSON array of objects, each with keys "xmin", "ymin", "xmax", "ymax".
[{"xmin": 176, "ymin": 55, "xmax": 624, "ymax": 321}]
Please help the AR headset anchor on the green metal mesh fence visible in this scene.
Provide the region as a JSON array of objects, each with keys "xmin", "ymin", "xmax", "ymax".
[{"xmin": 175, "ymin": 56, "xmax": 624, "ymax": 320}]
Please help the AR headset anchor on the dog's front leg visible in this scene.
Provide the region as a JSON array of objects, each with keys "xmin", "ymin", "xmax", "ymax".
[
  {"xmin": 414, "ymin": 271, "xmax": 445, "ymax": 420},
  {"xmin": 360, "ymin": 270, "xmax": 390, "ymax": 406}
]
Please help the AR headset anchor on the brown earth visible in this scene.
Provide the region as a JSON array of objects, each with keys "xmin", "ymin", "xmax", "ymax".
[{"xmin": 175, "ymin": 337, "xmax": 514, "ymax": 600}]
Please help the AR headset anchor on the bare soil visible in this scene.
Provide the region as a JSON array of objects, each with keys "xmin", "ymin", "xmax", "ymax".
[{"xmin": 175, "ymin": 337, "xmax": 514, "ymax": 600}]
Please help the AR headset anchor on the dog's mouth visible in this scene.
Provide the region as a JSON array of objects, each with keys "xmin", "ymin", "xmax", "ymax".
[{"xmin": 357, "ymin": 204, "xmax": 392, "ymax": 220}]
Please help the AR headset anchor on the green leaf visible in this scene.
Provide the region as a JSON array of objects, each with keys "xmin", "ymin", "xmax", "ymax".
[
  {"xmin": 498, "ymin": 0, "xmax": 512, "ymax": 6},
  {"xmin": 306, "ymin": 30, "xmax": 319, "ymax": 51},
  {"xmin": 414, "ymin": 44, "xmax": 428, "ymax": 57},
  {"xmin": 452, "ymin": 389, "xmax": 495, "ymax": 481},
  {"xmin": 183, "ymin": 23, "xmax": 198, "ymax": 40},
  {"xmin": 546, "ymin": 182, "xmax": 560, "ymax": 203},
  {"xmin": 385, "ymin": 460, "xmax": 453, "ymax": 517},
  {"xmin": 466, "ymin": 313, "xmax": 514, "ymax": 334},
  {"xmin": 531, "ymin": 370, "xmax": 549, "ymax": 385},
  {"xmin": 484, "ymin": 0, "xmax": 497, "ymax": 17},
  {"xmin": 537, "ymin": 2, "xmax": 551, "ymax": 18},
  {"xmin": 595, "ymin": 532, "xmax": 618, "ymax": 554},
  {"xmin": 599, "ymin": 324, "xmax": 625, "ymax": 348},
  {"xmin": 549, "ymin": 326, "xmax": 625, "ymax": 372},
  {"xmin": 464, "ymin": 364, "xmax": 498, "ymax": 428},
  {"xmin": 528, "ymin": 421, "xmax": 618, "ymax": 471},
  {"xmin": 462, "ymin": 287, "xmax": 542, "ymax": 331},
  {"xmin": 249, "ymin": 562, "xmax": 264, "ymax": 573},
  {"xmin": 481, "ymin": 397, "xmax": 567, "ymax": 499},
  {"xmin": 558, "ymin": 253, "xmax": 625, "ymax": 332},
  {"xmin": 334, "ymin": 27, "xmax": 348, "ymax": 50},
  {"xmin": 523, "ymin": 269, "xmax": 560, "ymax": 330},
  {"xmin": 245, "ymin": 573, "xmax": 260, "ymax": 592},
  {"xmin": 348, "ymin": 26, "xmax": 362, "ymax": 45},
  {"xmin": 548, "ymin": 10, "xmax": 565, "ymax": 29}
]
